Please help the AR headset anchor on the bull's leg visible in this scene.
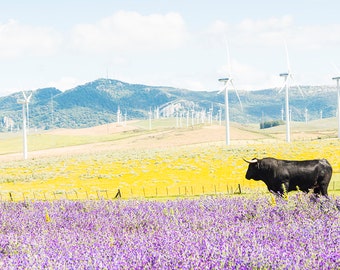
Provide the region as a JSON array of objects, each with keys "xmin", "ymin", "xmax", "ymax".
[
  {"xmin": 272, "ymin": 183, "xmax": 288, "ymax": 197},
  {"xmin": 313, "ymin": 186, "xmax": 321, "ymax": 195},
  {"xmin": 319, "ymin": 183, "xmax": 329, "ymax": 196},
  {"xmin": 316, "ymin": 165, "xmax": 332, "ymax": 196},
  {"xmin": 317, "ymin": 175, "xmax": 331, "ymax": 196}
]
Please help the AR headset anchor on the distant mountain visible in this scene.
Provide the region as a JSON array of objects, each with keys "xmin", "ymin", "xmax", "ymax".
[{"xmin": 0, "ymin": 79, "xmax": 337, "ymax": 130}]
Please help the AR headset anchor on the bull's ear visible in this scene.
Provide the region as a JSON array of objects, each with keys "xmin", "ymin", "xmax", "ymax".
[{"xmin": 243, "ymin": 158, "xmax": 258, "ymax": 164}]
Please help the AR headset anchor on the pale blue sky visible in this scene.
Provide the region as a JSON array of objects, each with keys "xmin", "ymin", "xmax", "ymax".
[{"xmin": 0, "ymin": 0, "xmax": 339, "ymax": 95}]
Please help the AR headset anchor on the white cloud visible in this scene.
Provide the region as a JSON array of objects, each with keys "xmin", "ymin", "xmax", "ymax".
[
  {"xmin": 216, "ymin": 59, "xmax": 280, "ymax": 90},
  {"xmin": 70, "ymin": 11, "xmax": 189, "ymax": 53},
  {"xmin": 209, "ymin": 15, "xmax": 294, "ymax": 47},
  {"xmin": 209, "ymin": 15, "xmax": 340, "ymax": 49},
  {"xmin": 205, "ymin": 15, "xmax": 340, "ymax": 90},
  {"xmin": 0, "ymin": 19, "xmax": 62, "ymax": 58}
]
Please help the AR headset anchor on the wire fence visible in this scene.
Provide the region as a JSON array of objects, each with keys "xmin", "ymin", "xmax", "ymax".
[
  {"xmin": 1, "ymin": 179, "xmax": 339, "ymax": 202},
  {"xmin": 1, "ymin": 183, "xmax": 244, "ymax": 202}
]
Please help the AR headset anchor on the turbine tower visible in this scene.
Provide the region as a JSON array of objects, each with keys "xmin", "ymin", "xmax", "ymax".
[
  {"xmin": 279, "ymin": 71, "xmax": 291, "ymax": 142},
  {"xmin": 117, "ymin": 106, "xmax": 121, "ymax": 125},
  {"xmin": 332, "ymin": 76, "xmax": 340, "ymax": 138},
  {"xmin": 17, "ymin": 91, "xmax": 33, "ymax": 160},
  {"xmin": 278, "ymin": 41, "xmax": 303, "ymax": 143},
  {"xmin": 148, "ymin": 108, "xmax": 152, "ymax": 130},
  {"xmin": 331, "ymin": 63, "xmax": 340, "ymax": 139},
  {"xmin": 218, "ymin": 41, "xmax": 242, "ymax": 145}
]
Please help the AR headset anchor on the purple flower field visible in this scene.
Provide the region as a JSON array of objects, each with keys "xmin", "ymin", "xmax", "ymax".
[{"xmin": 0, "ymin": 195, "xmax": 339, "ymax": 269}]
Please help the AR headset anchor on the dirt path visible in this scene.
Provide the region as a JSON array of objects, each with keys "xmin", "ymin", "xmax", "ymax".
[
  {"xmin": 0, "ymin": 125, "xmax": 270, "ymax": 161},
  {"xmin": 0, "ymin": 121, "xmax": 334, "ymax": 162}
]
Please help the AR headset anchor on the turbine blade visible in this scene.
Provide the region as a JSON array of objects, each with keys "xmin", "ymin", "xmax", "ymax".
[
  {"xmin": 289, "ymin": 73, "xmax": 304, "ymax": 97},
  {"xmin": 223, "ymin": 37, "xmax": 232, "ymax": 78},
  {"xmin": 331, "ymin": 62, "xmax": 340, "ymax": 75},
  {"xmin": 217, "ymin": 81, "xmax": 228, "ymax": 94},
  {"xmin": 296, "ymin": 85, "xmax": 304, "ymax": 97},
  {"xmin": 226, "ymin": 42, "xmax": 232, "ymax": 77},
  {"xmin": 230, "ymin": 80, "xmax": 243, "ymax": 111},
  {"xmin": 284, "ymin": 40, "xmax": 291, "ymax": 73},
  {"xmin": 278, "ymin": 79, "xmax": 287, "ymax": 94},
  {"xmin": 278, "ymin": 86, "xmax": 284, "ymax": 94},
  {"xmin": 27, "ymin": 92, "xmax": 33, "ymax": 102}
]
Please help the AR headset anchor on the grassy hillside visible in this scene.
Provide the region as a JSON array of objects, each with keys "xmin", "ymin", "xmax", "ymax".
[{"xmin": 0, "ymin": 79, "xmax": 337, "ymax": 130}]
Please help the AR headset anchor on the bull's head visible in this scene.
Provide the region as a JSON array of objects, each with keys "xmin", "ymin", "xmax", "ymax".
[{"xmin": 243, "ymin": 158, "xmax": 261, "ymax": 180}]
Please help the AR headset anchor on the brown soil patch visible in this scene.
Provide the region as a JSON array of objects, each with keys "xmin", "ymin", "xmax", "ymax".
[{"xmin": 0, "ymin": 121, "xmax": 336, "ymax": 162}]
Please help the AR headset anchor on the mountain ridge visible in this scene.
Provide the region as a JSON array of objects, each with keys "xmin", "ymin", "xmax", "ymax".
[{"xmin": 0, "ymin": 78, "xmax": 337, "ymax": 130}]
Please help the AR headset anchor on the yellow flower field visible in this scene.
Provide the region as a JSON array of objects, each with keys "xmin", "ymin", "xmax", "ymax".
[{"xmin": 0, "ymin": 139, "xmax": 339, "ymax": 201}]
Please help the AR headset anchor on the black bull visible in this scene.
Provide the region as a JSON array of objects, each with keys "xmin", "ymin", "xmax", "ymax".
[{"xmin": 244, "ymin": 157, "xmax": 332, "ymax": 195}]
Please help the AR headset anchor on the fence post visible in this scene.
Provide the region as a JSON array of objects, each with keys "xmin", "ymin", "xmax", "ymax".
[
  {"xmin": 234, "ymin": 184, "xmax": 242, "ymax": 194},
  {"xmin": 114, "ymin": 189, "xmax": 121, "ymax": 199}
]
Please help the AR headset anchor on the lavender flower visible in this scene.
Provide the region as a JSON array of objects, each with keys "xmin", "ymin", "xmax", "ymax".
[{"xmin": 0, "ymin": 195, "xmax": 338, "ymax": 269}]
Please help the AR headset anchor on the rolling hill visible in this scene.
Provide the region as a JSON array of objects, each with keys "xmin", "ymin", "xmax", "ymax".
[{"xmin": 0, "ymin": 78, "xmax": 337, "ymax": 129}]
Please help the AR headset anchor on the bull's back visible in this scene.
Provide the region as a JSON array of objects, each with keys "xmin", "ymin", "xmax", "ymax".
[
  {"xmin": 280, "ymin": 159, "xmax": 332, "ymax": 190},
  {"xmin": 279, "ymin": 159, "xmax": 331, "ymax": 170}
]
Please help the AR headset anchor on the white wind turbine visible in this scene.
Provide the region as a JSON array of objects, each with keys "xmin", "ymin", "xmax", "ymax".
[
  {"xmin": 218, "ymin": 41, "xmax": 243, "ymax": 145},
  {"xmin": 17, "ymin": 90, "xmax": 33, "ymax": 160},
  {"xmin": 278, "ymin": 41, "xmax": 304, "ymax": 143},
  {"xmin": 332, "ymin": 74, "xmax": 340, "ymax": 139},
  {"xmin": 331, "ymin": 63, "xmax": 340, "ymax": 139},
  {"xmin": 148, "ymin": 108, "xmax": 152, "ymax": 130}
]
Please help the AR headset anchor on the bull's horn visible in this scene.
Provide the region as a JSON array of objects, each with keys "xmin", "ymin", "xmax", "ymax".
[{"xmin": 242, "ymin": 158, "xmax": 258, "ymax": 164}]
